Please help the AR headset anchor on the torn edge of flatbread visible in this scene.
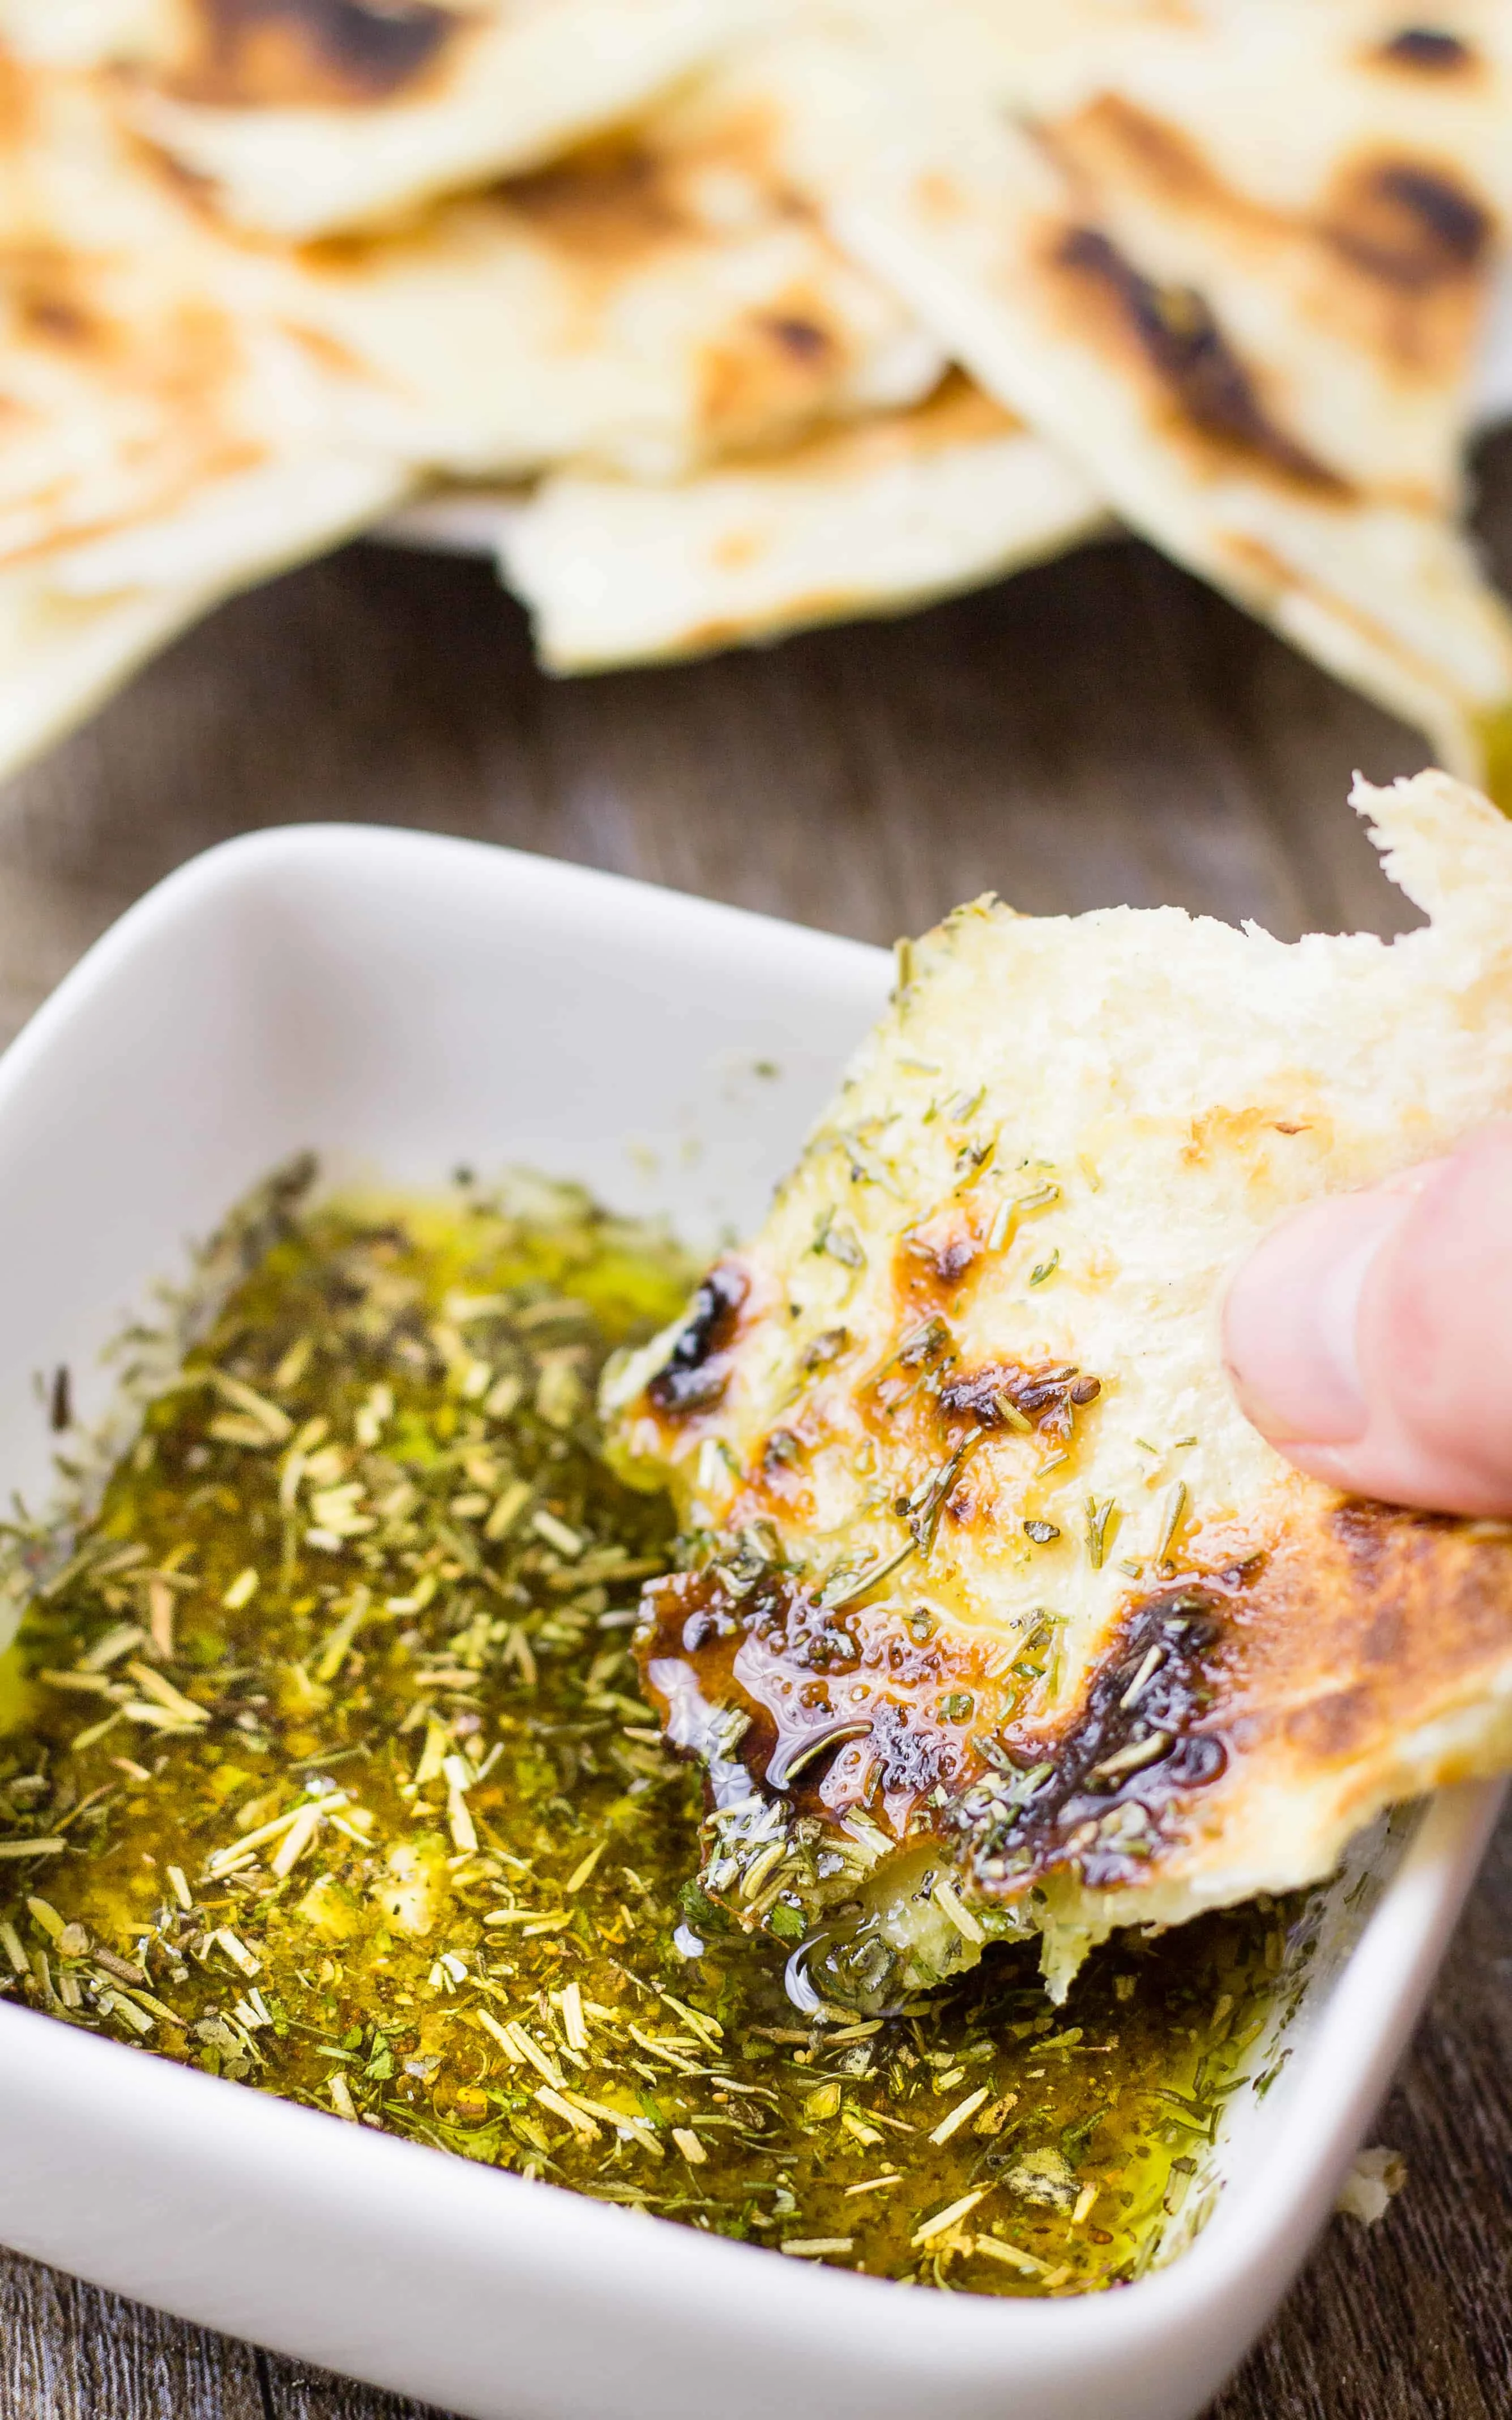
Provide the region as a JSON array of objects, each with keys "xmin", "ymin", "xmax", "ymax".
[
  {"xmin": 485, "ymin": 373, "xmax": 1108, "ymax": 669},
  {"xmin": 5, "ymin": 0, "xmax": 771, "ymax": 241},
  {"xmin": 608, "ymin": 768, "xmax": 1512, "ymax": 2003},
  {"xmin": 0, "ymin": 38, "xmax": 945, "ymax": 777},
  {"xmin": 718, "ymin": 19, "xmax": 1512, "ymax": 798},
  {"xmin": 0, "ymin": 450, "xmax": 412, "ymax": 790}
]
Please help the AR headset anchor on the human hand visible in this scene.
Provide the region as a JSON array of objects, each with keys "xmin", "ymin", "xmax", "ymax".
[{"xmin": 1223, "ymin": 1123, "xmax": 1512, "ymax": 1517}]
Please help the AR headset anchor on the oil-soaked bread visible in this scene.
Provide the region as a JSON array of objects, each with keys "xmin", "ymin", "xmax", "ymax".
[{"xmin": 611, "ymin": 770, "xmax": 1512, "ymax": 2000}]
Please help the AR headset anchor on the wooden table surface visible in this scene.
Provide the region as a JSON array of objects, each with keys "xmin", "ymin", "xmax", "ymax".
[{"xmin": 2, "ymin": 435, "xmax": 1510, "ymax": 2420}]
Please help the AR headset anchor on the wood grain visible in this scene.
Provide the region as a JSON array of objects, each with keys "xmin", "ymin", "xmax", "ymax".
[{"xmin": 1, "ymin": 433, "xmax": 1509, "ymax": 2420}]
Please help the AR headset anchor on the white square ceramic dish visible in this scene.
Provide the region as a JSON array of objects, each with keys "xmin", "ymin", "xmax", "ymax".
[{"xmin": 0, "ymin": 825, "xmax": 1499, "ymax": 2420}]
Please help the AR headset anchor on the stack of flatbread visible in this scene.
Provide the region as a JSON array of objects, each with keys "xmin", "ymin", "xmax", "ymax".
[{"xmin": 0, "ymin": 0, "xmax": 1507, "ymax": 791}]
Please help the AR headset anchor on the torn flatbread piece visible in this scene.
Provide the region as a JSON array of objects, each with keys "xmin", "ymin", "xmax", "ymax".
[
  {"xmin": 0, "ymin": 55, "xmax": 339, "ymax": 565},
  {"xmin": 609, "ymin": 770, "xmax": 1512, "ymax": 2004},
  {"xmin": 0, "ymin": 577, "xmax": 213, "ymax": 782},
  {"xmin": 3, "ymin": 0, "xmax": 765, "ymax": 240},
  {"xmin": 254, "ymin": 93, "xmax": 945, "ymax": 482},
  {"xmin": 840, "ymin": 0, "xmax": 1512, "ymax": 223},
  {"xmin": 0, "ymin": 46, "xmax": 937, "ymax": 773},
  {"xmin": 736, "ymin": 18, "xmax": 1512, "ymax": 792},
  {"xmin": 0, "ymin": 447, "xmax": 411, "ymax": 786},
  {"xmin": 0, "ymin": 57, "xmax": 414, "ymax": 782},
  {"xmin": 0, "ymin": 54, "xmax": 937, "ymax": 499},
  {"xmin": 489, "ymin": 373, "xmax": 1108, "ymax": 669}
]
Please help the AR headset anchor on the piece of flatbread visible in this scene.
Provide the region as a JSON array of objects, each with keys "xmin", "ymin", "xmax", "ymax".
[
  {"xmin": 259, "ymin": 109, "xmax": 944, "ymax": 482},
  {"xmin": 0, "ymin": 446, "xmax": 412, "ymax": 786},
  {"xmin": 0, "ymin": 54, "xmax": 416, "ymax": 781},
  {"xmin": 489, "ymin": 373, "xmax": 1108, "ymax": 669},
  {"xmin": 840, "ymin": 0, "xmax": 1512, "ymax": 218},
  {"xmin": 0, "ymin": 579, "xmax": 215, "ymax": 779},
  {"xmin": 0, "ymin": 55, "xmax": 335, "ymax": 564},
  {"xmin": 0, "ymin": 43, "xmax": 943, "ymax": 777},
  {"xmin": 723, "ymin": 14, "xmax": 1512, "ymax": 794},
  {"xmin": 609, "ymin": 769, "xmax": 1512, "ymax": 2004},
  {"xmin": 0, "ymin": 0, "xmax": 767, "ymax": 240},
  {"xmin": 1, "ymin": 53, "xmax": 939, "ymax": 500}
]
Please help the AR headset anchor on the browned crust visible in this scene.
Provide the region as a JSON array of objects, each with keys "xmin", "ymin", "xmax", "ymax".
[
  {"xmin": 1370, "ymin": 26, "xmax": 1484, "ymax": 79},
  {"xmin": 0, "ymin": 52, "xmax": 34, "ymax": 150},
  {"xmin": 0, "ymin": 222, "xmax": 270, "ymax": 571},
  {"xmin": 695, "ymin": 288, "xmax": 859, "ymax": 453},
  {"xmin": 0, "ymin": 243, "xmax": 112, "ymax": 359},
  {"xmin": 1042, "ymin": 220, "xmax": 1352, "ymax": 497},
  {"xmin": 501, "ymin": 103, "xmax": 806, "ymax": 269},
  {"xmin": 502, "ymin": 139, "xmax": 701, "ymax": 267},
  {"xmin": 1322, "ymin": 159, "xmax": 1493, "ymax": 292},
  {"xmin": 643, "ymin": 1259, "xmax": 751, "ymax": 1418},
  {"xmin": 1043, "ymin": 93, "xmax": 1493, "ymax": 398},
  {"xmin": 167, "ymin": 0, "xmax": 467, "ymax": 110},
  {"xmin": 939, "ymin": 1498, "xmax": 1512, "ymax": 1902},
  {"xmin": 1223, "ymin": 1499, "xmax": 1512, "ymax": 1780},
  {"xmin": 638, "ymin": 1494, "xmax": 1512, "ymax": 1923}
]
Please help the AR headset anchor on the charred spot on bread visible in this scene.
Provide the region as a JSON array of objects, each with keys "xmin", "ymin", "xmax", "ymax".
[
  {"xmin": 503, "ymin": 141, "xmax": 694, "ymax": 263},
  {"xmin": 646, "ymin": 1261, "xmax": 749, "ymax": 1416},
  {"xmin": 1377, "ymin": 26, "xmax": 1475, "ymax": 72},
  {"xmin": 950, "ymin": 1578, "xmax": 1238, "ymax": 1899},
  {"xmin": 758, "ymin": 311, "xmax": 834, "ymax": 363},
  {"xmin": 1, "ymin": 252, "xmax": 101, "ymax": 351},
  {"xmin": 180, "ymin": 0, "xmax": 462, "ymax": 108},
  {"xmin": 639, "ymin": 1553, "xmax": 1240, "ymax": 1927},
  {"xmin": 1326, "ymin": 160, "xmax": 1493, "ymax": 289},
  {"xmin": 938, "ymin": 1360, "xmax": 1102, "ymax": 1443},
  {"xmin": 1054, "ymin": 228, "xmax": 1350, "ymax": 495}
]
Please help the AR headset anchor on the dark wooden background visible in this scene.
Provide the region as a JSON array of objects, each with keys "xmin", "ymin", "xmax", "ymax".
[{"xmin": 2, "ymin": 433, "xmax": 1509, "ymax": 2420}]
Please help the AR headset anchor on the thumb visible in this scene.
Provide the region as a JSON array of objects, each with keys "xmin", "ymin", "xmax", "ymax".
[{"xmin": 1223, "ymin": 1123, "xmax": 1512, "ymax": 1517}]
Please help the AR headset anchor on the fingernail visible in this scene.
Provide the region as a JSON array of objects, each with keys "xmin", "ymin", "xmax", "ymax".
[{"xmin": 1224, "ymin": 1187, "xmax": 1417, "ymax": 1445}]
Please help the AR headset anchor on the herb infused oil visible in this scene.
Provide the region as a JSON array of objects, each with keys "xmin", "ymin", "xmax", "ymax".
[{"xmin": 0, "ymin": 1171, "xmax": 1280, "ymax": 2293}]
